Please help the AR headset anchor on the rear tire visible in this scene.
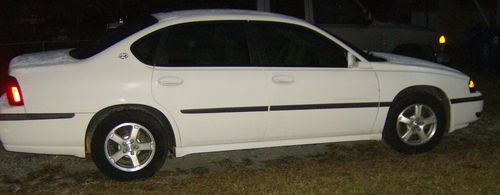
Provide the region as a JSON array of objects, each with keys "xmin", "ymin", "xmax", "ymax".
[
  {"xmin": 383, "ymin": 93, "xmax": 446, "ymax": 154},
  {"xmin": 91, "ymin": 111, "xmax": 167, "ymax": 180}
]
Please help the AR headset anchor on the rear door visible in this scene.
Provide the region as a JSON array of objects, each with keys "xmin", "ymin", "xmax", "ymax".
[
  {"xmin": 149, "ymin": 21, "xmax": 268, "ymax": 147},
  {"xmin": 251, "ymin": 21, "xmax": 380, "ymax": 140}
]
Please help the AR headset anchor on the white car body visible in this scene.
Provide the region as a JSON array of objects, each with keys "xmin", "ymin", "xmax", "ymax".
[{"xmin": 0, "ymin": 10, "xmax": 482, "ymax": 160}]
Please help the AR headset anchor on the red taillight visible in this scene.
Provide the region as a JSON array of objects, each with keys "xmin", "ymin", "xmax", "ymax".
[{"xmin": 5, "ymin": 76, "xmax": 24, "ymax": 106}]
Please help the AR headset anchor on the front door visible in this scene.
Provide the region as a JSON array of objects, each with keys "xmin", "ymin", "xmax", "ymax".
[{"xmin": 251, "ymin": 21, "xmax": 380, "ymax": 141}]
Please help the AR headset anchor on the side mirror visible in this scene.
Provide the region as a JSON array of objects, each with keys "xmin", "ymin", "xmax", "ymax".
[{"xmin": 347, "ymin": 52, "xmax": 357, "ymax": 67}]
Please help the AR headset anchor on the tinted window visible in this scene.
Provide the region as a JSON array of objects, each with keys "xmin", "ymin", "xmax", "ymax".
[
  {"xmin": 313, "ymin": 0, "xmax": 367, "ymax": 24},
  {"xmin": 270, "ymin": 0, "xmax": 306, "ymax": 19},
  {"xmin": 253, "ymin": 22, "xmax": 347, "ymax": 67},
  {"xmin": 156, "ymin": 22, "xmax": 250, "ymax": 66},
  {"xmin": 70, "ymin": 15, "xmax": 158, "ymax": 59},
  {"xmin": 131, "ymin": 32, "xmax": 162, "ymax": 65}
]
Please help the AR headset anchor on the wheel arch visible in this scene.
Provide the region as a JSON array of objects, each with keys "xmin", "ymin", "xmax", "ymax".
[
  {"xmin": 85, "ymin": 104, "xmax": 176, "ymax": 159},
  {"xmin": 390, "ymin": 85, "xmax": 451, "ymax": 132}
]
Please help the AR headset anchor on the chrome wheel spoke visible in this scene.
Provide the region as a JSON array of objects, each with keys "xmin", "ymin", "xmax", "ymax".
[
  {"xmin": 414, "ymin": 104, "xmax": 423, "ymax": 118},
  {"xmin": 109, "ymin": 133, "xmax": 125, "ymax": 144},
  {"xmin": 130, "ymin": 125, "xmax": 140, "ymax": 140},
  {"xmin": 110, "ymin": 151, "xmax": 126, "ymax": 162},
  {"xmin": 416, "ymin": 129, "xmax": 428, "ymax": 141},
  {"xmin": 398, "ymin": 115, "xmax": 412, "ymax": 125},
  {"xmin": 130, "ymin": 154, "xmax": 140, "ymax": 168},
  {"xmin": 138, "ymin": 143, "xmax": 154, "ymax": 151},
  {"xmin": 401, "ymin": 129, "xmax": 413, "ymax": 141}
]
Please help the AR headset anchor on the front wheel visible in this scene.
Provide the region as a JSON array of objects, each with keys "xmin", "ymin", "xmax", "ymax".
[
  {"xmin": 91, "ymin": 111, "xmax": 167, "ymax": 180},
  {"xmin": 383, "ymin": 93, "xmax": 446, "ymax": 154}
]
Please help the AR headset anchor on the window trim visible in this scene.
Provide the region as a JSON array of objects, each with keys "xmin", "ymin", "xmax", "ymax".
[
  {"xmin": 130, "ymin": 19, "xmax": 372, "ymax": 67},
  {"xmin": 249, "ymin": 21, "xmax": 349, "ymax": 68}
]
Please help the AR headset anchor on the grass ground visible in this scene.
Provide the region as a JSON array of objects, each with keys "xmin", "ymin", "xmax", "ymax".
[{"xmin": 1, "ymin": 73, "xmax": 499, "ymax": 194}]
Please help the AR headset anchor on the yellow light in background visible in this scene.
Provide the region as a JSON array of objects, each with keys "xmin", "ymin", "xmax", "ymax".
[
  {"xmin": 439, "ymin": 35, "xmax": 446, "ymax": 44},
  {"xmin": 469, "ymin": 80, "xmax": 475, "ymax": 89}
]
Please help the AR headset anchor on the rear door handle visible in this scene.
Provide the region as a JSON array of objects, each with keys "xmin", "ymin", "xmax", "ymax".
[
  {"xmin": 272, "ymin": 75, "xmax": 295, "ymax": 84},
  {"xmin": 158, "ymin": 76, "xmax": 184, "ymax": 86}
]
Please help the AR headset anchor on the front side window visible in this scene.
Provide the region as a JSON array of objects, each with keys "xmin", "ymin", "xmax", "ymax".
[
  {"xmin": 156, "ymin": 22, "xmax": 250, "ymax": 66},
  {"xmin": 253, "ymin": 22, "xmax": 347, "ymax": 67},
  {"xmin": 313, "ymin": 0, "xmax": 367, "ymax": 24}
]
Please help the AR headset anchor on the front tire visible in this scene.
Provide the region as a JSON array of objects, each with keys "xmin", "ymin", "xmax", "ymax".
[
  {"xmin": 91, "ymin": 111, "xmax": 167, "ymax": 180},
  {"xmin": 383, "ymin": 93, "xmax": 446, "ymax": 154}
]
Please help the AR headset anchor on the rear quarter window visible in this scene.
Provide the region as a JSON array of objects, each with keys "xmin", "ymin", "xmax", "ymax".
[{"xmin": 131, "ymin": 32, "xmax": 162, "ymax": 65}]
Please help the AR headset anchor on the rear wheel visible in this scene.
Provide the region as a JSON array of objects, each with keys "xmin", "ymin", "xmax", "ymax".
[
  {"xmin": 91, "ymin": 111, "xmax": 167, "ymax": 180},
  {"xmin": 383, "ymin": 93, "xmax": 446, "ymax": 154}
]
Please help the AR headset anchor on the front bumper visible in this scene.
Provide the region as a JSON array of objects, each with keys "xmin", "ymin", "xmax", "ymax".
[
  {"xmin": 449, "ymin": 94, "xmax": 484, "ymax": 132},
  {"xmin": 0, "ymin": 113, "xmax": 93, "ymax": 158}
]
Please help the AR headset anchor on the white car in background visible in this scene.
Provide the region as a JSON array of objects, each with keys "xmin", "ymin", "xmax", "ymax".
[{"xmin": 0, "ymin": 10, "xmax": 483, "ymax": 180}]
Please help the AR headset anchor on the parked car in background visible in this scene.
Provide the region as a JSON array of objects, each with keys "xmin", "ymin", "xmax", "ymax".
[
  {"xmin": 0, "ymin": 10, "xmax": 482, "ymax": 180},
  {"xmin": 148, "ymin": 0, "xmax": 448, "ymax": 63},
  {"xmin": 257, "ymin": 0, "xmax": 448, "ymax": 63}
]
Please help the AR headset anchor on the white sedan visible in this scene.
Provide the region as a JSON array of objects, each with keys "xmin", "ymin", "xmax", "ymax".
[{"xmin": 0, "ymin": 10, "xmax": 483, "ymax": 180}]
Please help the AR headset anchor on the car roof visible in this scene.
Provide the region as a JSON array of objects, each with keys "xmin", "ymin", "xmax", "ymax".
[{"xmin": 151, "ymin": 9, "xmax": 305, "ymax": 24}]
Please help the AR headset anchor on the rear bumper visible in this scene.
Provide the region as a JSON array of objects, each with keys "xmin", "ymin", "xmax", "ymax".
[
  {"xmin": 449, "ymin": 94, "xmax": 484, "ymax": 132},
  {"xmin": 0, "ymin": 113, "xmax": 93, "ymax": 158}
]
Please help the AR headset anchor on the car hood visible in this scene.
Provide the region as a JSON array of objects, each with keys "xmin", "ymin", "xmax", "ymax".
[
  {"xmin": 9, "ymin": 49, "xmax": 79, "ymax": 69},
  {"xmin": 371, "ymin": 52, "xmax": 465, "ymax": 76}
]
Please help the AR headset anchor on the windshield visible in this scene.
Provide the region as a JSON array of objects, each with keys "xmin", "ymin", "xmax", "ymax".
[{"xmin": 70, "ymin": 15, "xmax": 158, "ymax": 59}]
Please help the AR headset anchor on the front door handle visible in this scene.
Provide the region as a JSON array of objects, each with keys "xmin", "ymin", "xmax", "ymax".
[
  {"xmin": 272, "ymin": 75, "xmax": 295, "ymax": 84},
  {"xmin": 158, "ymin": 76, "xmax": 184, "ymax": 86}
]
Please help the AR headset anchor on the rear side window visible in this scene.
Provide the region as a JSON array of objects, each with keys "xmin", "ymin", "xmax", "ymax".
[
  {"xmin": 156, "ymin": 22, "xmax": 250, "ymax": 66},
  {"xmin": 252, "ymin": 22, "xmax": 347, "ymax": 67},
  {"xmin": 131, "ymin": 32, "xmax": 162, "ymax": 65}
]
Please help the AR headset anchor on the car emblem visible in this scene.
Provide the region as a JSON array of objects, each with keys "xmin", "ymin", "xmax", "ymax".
[{"xmin": 118, "ymin": 52, "xmax": 128, "ymax": 59}]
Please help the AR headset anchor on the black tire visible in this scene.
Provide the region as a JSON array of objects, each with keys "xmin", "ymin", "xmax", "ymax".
[
  {"xmin": 91, "ymin": 110, "xmax": 168, "ymax": 180},
  {"xmin": 383, "ymin": 93, "xmax": 446, "ymax": 154}
]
